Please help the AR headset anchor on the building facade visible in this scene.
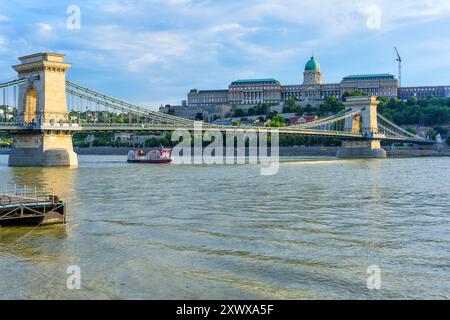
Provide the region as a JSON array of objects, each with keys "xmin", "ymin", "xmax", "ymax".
[
  {"xmin": 184, "ymin": 56, "xmax": 401, "ymax": 109},
  {"xmin": 340, "ymin": 74, "xmax": 398, "ymax": 98},
  {"xmin": 398, "ymin": 86, "xmax": 450, "ymax": 100},
  {"xmin": 160, "ymin": 55, "xmax": 450, "ymax": 120}
]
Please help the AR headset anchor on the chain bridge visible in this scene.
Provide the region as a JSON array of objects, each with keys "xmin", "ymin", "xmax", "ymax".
[{"xmin": 0, "ymin": 53, "xmax": 433, "ymax": 166}]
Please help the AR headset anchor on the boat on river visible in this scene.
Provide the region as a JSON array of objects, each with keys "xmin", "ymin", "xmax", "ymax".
[{"xmin": 127, "ymin": 148, "xmax": 173, "ymax": 164}]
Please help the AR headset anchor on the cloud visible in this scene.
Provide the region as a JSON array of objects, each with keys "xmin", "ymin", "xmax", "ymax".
[
  {"xmin": 128, "ymin": 53, "xmax": 161, "ymax": 72},
  {"xmin": 0, "ymin": 15, "xmax": 9, "ymax": 22},
  {"xmin": 100, "ymin": 0, "xmax": 137, "ymax": 13},
  {"xmin": 363, "ymin": 5, "xmax": 382, "ymax": 30},
  {"xmin": 2, "ymin": 0, "xmax": 450, "ymax": 105},
  {"xmin": 35, "ymin": 23, "xmax": 53, "ymax": 33},
  {"xmin": 67, "ymin": 25, "xmax": 190, "ymax": 75},
  {"xmin": 167, "ymin": 0, "xmax": 192, "ymax": 5},
  {"xmin": 211, "ymin": 23, "xmax": 244, "ymax": 33}
]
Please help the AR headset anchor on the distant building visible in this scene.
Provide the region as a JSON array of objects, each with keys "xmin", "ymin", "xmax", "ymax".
[
  {"xmin": 188, "ymin": 90, "xmax": 228, "ymax": 108},
  {"xmin": 398, "ymin": 86, "xmax": 450, "ymax": 100},
  {"xmin": 159, "ymin": 55, "xmax": 450, "ymax": 121},
  {"xmin": 160, "ymin": 100, "xmax": 233, "ymax": 122},
  {"xmin": 185, "ymin": 55, "xmax": 400, "ymax": 109},
  {"xmin": 340, "ymin": 74, "xmax": 398, "ymax": 98},
  {"xmin": 0, "ymin": 106, "xmax": 14, "ymax": 121}
]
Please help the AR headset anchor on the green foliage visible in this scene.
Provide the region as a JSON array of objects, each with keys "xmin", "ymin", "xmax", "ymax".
[
  {"xmin": 268, "ymin": 115, "xmax": 286, "ymax": 127},
  {"xmin": 145, "ymin": 138, "xmax": 159, "ymax": 148},
  {"xmin": 283, "ymin": 97, "xmax": 297, "ymax": 113},
  {"xmin": 234, "ymin": 103, "xmax": 273, "ymax": 117},
  {"xmin": 159, "ymin": 137, "xmax": 170, "ymax": 147},
  {"xmin": 405, "ymin": 128, "xmax": 417, "ymax": 135},
  {"xmin": 279, "ymin": 135, "xmax": 341, "ymax": 147},
  {"xmin": 343, "ymin": 91, "xmax": 367, "ymax": 99},
  {"xmin": 92, "ymin": 134, "xmax": 113, "ymax": 147},
  {"xmin": 427, "ymin": 128, "xmax": 438, "ymax": 139},
  {"xmin": 378, "ymin": 97, "xmax": 450, "ymax": 126},
  {"xmin": 234, "ymin": 109, "xmax": 246, "ymax": 117},
  {"xmin": 434, "ymin": 126, "xmax": 449, "ymax": 136},
  {"xmin": 318, "ymin": 96, "xmax": 345, "ymax": 116},
  {"xmin": 0, "ymin": 134, "xmax": 13, "ymax": 147}
]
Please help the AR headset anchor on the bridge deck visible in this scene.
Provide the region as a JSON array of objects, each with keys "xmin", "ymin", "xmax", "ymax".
[{"xmin": 0, "ymin": 122, "xmax": 434, "ymax": 145}]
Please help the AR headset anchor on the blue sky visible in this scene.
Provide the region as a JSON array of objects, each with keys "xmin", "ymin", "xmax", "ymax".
[{"xmin": 1, "ymin": 0, "xmax": 450, "ymax": 109}]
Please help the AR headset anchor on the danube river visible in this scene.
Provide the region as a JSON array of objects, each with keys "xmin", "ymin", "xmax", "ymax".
[{"xmin": 0, "ymin": 155, "xmax": 449, "ymax": 299}]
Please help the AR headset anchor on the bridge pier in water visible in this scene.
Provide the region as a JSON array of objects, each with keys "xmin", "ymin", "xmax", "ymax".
[
  {"xmin": 337, "ymin": 96, "xmax": 387, "ymax": 159},
  {"xmin": 8, "ymin": 53, "xmax": 78, "ymax": 167},
  {"xmin": 1, "ymin": 53, "xmax": 433, "ymax": 166},
  {"xmin": 9, "ymin": 131, "xmax": 77, "ymax": 167}
]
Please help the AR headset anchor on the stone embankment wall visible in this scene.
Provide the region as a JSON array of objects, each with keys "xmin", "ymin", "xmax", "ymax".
[{"xmin": 2, "ymin": 146, "xmax": 450, "ymax": 158}]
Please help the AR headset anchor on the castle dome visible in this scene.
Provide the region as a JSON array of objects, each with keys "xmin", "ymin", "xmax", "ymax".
[{"xmin": 305, "ymin": 56, "xmax": 321, "ymax": 72}]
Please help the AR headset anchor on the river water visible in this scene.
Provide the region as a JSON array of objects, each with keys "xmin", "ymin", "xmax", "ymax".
[{"xmin": 0, "ymin": 154, "xmax": 449, "ymax": 299}]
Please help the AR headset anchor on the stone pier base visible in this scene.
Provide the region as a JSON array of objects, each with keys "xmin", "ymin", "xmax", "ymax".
[
  {"xmin": 9, "ymin": 132, "xmax": 78, "ymax": 167},
  {"xmin": 337, "ymin": 139, "xmax": 387, "ymax": 159}
]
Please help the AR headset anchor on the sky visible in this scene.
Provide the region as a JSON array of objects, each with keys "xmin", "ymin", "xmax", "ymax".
[{"xmin": 0, "ymin": 0, "xmax": 450, "ymax": 109}]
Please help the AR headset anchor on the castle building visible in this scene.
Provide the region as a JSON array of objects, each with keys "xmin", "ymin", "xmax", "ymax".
[
  {"xmin": 398, "ymin": 86, "xmax": 450, "ymax": 100},
  {"xmin": 161, "ymin": 55, "xmax": 450, "ymax": 120}
]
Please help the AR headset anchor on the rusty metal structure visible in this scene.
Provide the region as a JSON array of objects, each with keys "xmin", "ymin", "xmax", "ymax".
[{"xmin": 0, "ymin": 184, "xmax": 66, "ymax": 227}]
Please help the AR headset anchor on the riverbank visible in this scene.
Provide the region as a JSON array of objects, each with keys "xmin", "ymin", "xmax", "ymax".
[
  {"xmin": 73, "ymin": 146, "xmax": 340, "ymax": 157},
  {"xmin": 2, "ymin": 146, "xmax": 450, "ymax": 158},
  {"xmin": 77, "ymin": 146, "xmax": 450, "ymax": 157}
]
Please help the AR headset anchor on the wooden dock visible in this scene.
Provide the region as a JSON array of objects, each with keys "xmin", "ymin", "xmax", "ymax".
[{"xmin": 0, "ymin": 184, "xmax": 66, "ymax": 227}]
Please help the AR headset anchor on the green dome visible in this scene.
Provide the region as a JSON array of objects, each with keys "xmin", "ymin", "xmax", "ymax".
[{"xmin": 305, "ymin": 56, "xmax": 321, "ymax": 72}]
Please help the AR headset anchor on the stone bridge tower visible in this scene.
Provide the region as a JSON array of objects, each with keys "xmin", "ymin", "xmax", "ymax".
[
  {"xmin": 8, "ymin": 53, "xmax": 78, "ymax": 167},
  {"xmin": 337, "ymin": 96, "xmax": 387, "ymax": 159}
]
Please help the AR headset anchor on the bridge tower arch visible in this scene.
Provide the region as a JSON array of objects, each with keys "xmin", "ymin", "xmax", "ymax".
[
  {"xmin": 24, "ymin": 87, "xmax": 38, "ymax": 124},
  {"xmin": 337, "ymin": 96, "xmax": 387, "ymax": 159},
  {"xmin": 8, "ymin": 53, "xmax": 78, "ymax": 167}
]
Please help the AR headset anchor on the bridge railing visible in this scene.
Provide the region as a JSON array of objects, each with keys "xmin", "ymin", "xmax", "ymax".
[
  {"xmin": 41, "ymin": 121, "xmax": 81, "ymax": 129},
  {"xmin": 0, "ymin": 122, "xmax": 23, "ymax": 127}
]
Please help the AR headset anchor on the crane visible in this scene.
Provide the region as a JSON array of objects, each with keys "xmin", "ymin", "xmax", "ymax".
[{"xmin": 394, "ymin": 46, "xmax": 402, "ymax": 87}]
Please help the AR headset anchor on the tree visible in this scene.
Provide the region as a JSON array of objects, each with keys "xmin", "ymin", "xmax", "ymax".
[
  {"xmin": 268, "ymin": 115, "xmax": 286, "ymax": 127},
  {"xmin": 159, "ymin": 137, "xmax": 170, "ymax": 147},
  {"xmin": 195, "ymin": 113, "xmax": 203, "ymax": 121},
  {"xmin": 283, "ymin": 97, "xmax": 297, "ymax": 113},
  {"xmin": 405, "ymin": 128, "xmax": 417, "ymax": 135},
  {"xmin": 234, "ymin": 109, "xmax": 246, "ymax": 117},
  {"xmin": 146, "ymin": 138, "xmax": 158, "ymax": 148},
  {"xmin": 379, "ymin": 97, "xmax": 450, "ymax": 127},
  {"xmin": 427, "ymin": 129, "xmax": 438, "ymax": 139},
  {"xmin": 434, "ymin": 126, "xmax": 449, "ymax": 136},
  {"xmin": 343, "ymin": 90, "xmax": 367, "ymax": 99}
]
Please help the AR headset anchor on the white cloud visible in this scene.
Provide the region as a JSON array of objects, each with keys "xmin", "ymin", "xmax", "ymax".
[
  {"xmin": 363, "ymin": 5, "xmax": 382, "ymax": 30},
  {"xmin": 100, "ymin": 0, "xmax": 136, "ymax": 13},
  {"xmin": 35, "ymin": 23, "xmax": 53, "ymax": 33},
  {"xmin": 3, "ymin": 0, "xmax": 448, "ymax": 104},
  {"xmin": 211, "ymin": 23, "xmax": 244, "ymax": 33},
  {"xmin": 128, "ymin": 53, "xmax": 161, "ymax": 72},
  {"xmin": 0, "ymin": 15, "xmax": 9, "ymax": 22},
  {"xmin": 167, "ymin": 0, "xmax": 191, "ymax": 5},
  {"xmin": 70, "ymin": 25, "xmax": 191, "ymax": 74}
]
